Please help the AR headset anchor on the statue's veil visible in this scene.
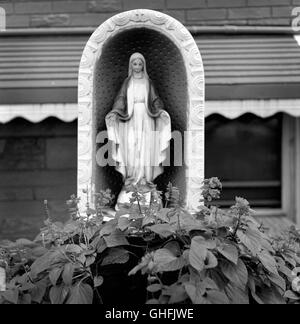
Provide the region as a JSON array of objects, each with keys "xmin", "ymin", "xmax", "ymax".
[{"xmin": 128, "ymin": 52, "xmax": 149, "ymax": 79}]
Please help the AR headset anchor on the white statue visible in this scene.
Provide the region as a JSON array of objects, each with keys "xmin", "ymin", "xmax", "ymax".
[{"xmin": 105, "ymin": 53, "xmax": 171, "ymax": 205}]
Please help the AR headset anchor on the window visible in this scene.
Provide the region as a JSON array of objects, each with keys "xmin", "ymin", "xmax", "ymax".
[{"xmin": 205, "ymin": 113, "xmax": 282, "ymax": 209}]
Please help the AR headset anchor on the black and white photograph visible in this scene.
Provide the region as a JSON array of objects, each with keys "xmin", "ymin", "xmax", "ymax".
[{"xmin": 0, "ymin": 0, "xmax": 299, "ymax": 308}]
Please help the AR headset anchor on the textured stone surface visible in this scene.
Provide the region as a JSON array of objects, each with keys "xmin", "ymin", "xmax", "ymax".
[
  {"xmin": 187, "ymin": 8, "xmax": 227, "ymax": 20},
  {"xmin": 0, "ymin": 200, "xmax": 70, "ymax": 240},
  {"xmin": 52, "ymin": 1, "xmax": 87, "ymax": 13},
  {"xmin": 228, "ymin": 7, "xmax": 271, "ymax": 19},
  {"xmin": 1, "ymin": 0, "xmax": 295, "ymax": 28},
  {"xmin": 249, "ymin": 0, "xmax": 289, "ymax": 5},
  {"xmin": 14, "ymin": 2, "xmax": 52, "ymax": 14},
  {"xmin": 0, "ymin": 119, "xmax": 77, "ymax": 240},
  {"xmin": 0, "ymin": 138, "xmax": 45, "ymax": 170},
  {"xmin": 0, "ymin": 170, "xmax": 76, "ymax": 187},
  {"xmin": 87, "ymin": 0, "xmax": 122, "ymax": 12},
  {"xmin": 46, "ymin": 137, "xmax": 77, "ymax": 170},
  {"xmin": 0, "ymin": 3, "xmax": 13, "ymax": 15},
  {"xmin": 6, "ymin": 15, "xmax": 30, "ymax": 28},
  {"xmin": 166, "ymin": 0, "xmax": 206, "ymax": 9},
  {"xmin": 207, "ymin": 0, "xmax": 247, "ymax": 8},
  {"xmin": 123, "ymin": 0, "xmax": 165, "ymax": 10},
  {"xmin": 272, "ymin": 6, "xmax": 294, "ymax": 17},
  {"xmin": 0, "ymin": 188, "xmax": 33, "ymax": 201},
  {"xmin": 34, "ymin": 185, "xmax": 76, "ymax": 200},
  {"xmin": 30, "ymin": 14, "xmax": 70, "ymax": 27},
  {"xmin": 70, "ymin": 13, "xmax": 111, "ymax": 26}
]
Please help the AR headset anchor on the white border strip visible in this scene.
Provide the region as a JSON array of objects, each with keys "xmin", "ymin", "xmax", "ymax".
[
  {"xmin": 1, "ymin": 99, "xmax": 300, "ymax": 123},
  {"xmin": 206, "ymin": 99, "xmax": 300, "ymax": 119},
  {"xmin": 0, "ymin": 104, "xmax": 78, "ymax": 123}
]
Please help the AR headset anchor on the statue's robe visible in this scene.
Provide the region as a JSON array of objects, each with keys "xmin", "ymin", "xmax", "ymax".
[{"xmin": 105, "ymin": 77, "xmax": 171, "ymax": 184}]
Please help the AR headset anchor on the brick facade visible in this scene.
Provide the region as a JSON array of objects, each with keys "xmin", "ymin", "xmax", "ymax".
[
  {"xmin": 0, "ymin": 119, "xmax": 77, "ymax": 240},
  {"xmin": 0, "ymin": 0, "xmax": 296, "ymax": 28}
]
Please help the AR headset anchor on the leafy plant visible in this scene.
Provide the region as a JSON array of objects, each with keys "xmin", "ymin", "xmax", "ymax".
[{"xmin": 0, "ymin": 179, "xmax": 299, "ymax": 304}]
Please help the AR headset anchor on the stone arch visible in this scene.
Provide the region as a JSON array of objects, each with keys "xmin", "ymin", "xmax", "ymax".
[{"xmin": 78, "ymin": 9, "xmax": 205, "ymax": 211}]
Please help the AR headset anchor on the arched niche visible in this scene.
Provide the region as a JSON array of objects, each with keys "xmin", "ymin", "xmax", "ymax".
[{"xmin": 78, "ymin": 9, "xmax": 205, "ymax": 212}]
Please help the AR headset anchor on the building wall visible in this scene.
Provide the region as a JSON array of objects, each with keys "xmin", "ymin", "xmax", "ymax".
[
  {"xmin": 0, "ymin": 1, "xmax": 296, "ymax": 238},
  {"xmin": 0, "ymin": 0, "xmax": 296, "ymax": 29},
  {"xmin": 0, "ymin": 118, "xmax": 77, "ymax": 240}
]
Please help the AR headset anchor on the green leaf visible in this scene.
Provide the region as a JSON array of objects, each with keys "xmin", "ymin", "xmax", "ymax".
[
  {"xmin": 142, "ymin": 216, "xmax": 155, "ymax": 227},
  {"xmin": 284, "ymin": 290, "xmax": 300, "ymax": 300},
  {"xmin": 19, "ymin": 293, "xmax": 32, "ymax": 304},
  {"xmin": 30, "ymin": 278, "xmax": 48, "ymax": 304},
  {"xmin": 225, "ymin": 283, "xmax": 249, "ymax": 304},
  {"xmin": 101, "ymin": 248, "xmax": 130, "ymax": 266},
  {"xmin": 164, "ymin": 284, "xmax": 188, "ymax": 304},
  {"xmin": 175, "ymin": 211, "xmax": 204, "ymax": 232},
  {"xmin": 220, "ymin": 259, "xmax": 248, "ymax": 290},
  {"xmin": 278, "ymin": 263, "xmax": 293, "ymax": 280},
  {"xmin": 91, "ymin": 237, "xmax": 107, "ymax": 254},
  {"xmin": 49, "ymin": 285, "xmax": 69, "ymax": 304},
  {"xmin": 100, "ymin": 219, "xmax": 118, "ymax": 237},
  {"xmin": 30, "ymin": 249, "xmax": 67, "ymax": 279},
  {"xmin": 237, "ymin": 229, "xmax": 261, "ymax": 256},
  {"xmin": 147, "ymin": 284, "xmax": 162, "ymax": 293},
  {"xmin": 147, "ymin": 224, "xmax": 175, "ymax": 238},
  {"xmin": 157, "ymin": 208, "xmax": 171, "ymax": 222},
  {"xmin": 49, "ymin": 267, "xmax": 63, "ymax": 286},
  {"xmin": 103, "ymin": 230, "xmax": 129, "ymax": 248},
  {"xmin": 94, "ymin": 276, "xmax": 104, "ymax": 288},
  {"xmin": 163, "ymin": 241, "xmax": 181, "ymax": 257},
  {"xmin": 206, "ymin": 290, "xmax": 230, "ymax": 304},
  {"xmin": 202, "ymin": 239, "xmax": 217, "ymax": 250},
  {"xmin": 217, "ymin": 243, "xmax": 239, "ymax": 265},
  {"xmin": 65, "ymin": 245, "xmax": 82, "ymax": 254},
  {"xmin": 31, "ymin": 247, "xmax": 48, "ymax": 258},
  {"xmin": 15, "ymin": 238, "xmax": 35, "ymax": 247},
  {"xmin": 204, "ymin": 251, "xmax": 218, "ymax": 269},
  {"xmin": 256, "ymin": 287, "xmax": 286, "ymax": 304},
  {"xmin": 1, "ymin": 289, "xmax": 19, "ymax": 304},
  {"xmin": 146, "ymin": 299, "xmax": 160, "ymax": 304},
  {"xmin": 202, "ymin": 277, "xmax": 219, "ymax": 291},
  {"xmin": 67, "ymin": 283, "xmax": 93, "ymax": 305},
  {"xmin": 189, "ymin": 236, "xmax": 208, "ymax": 272},
  {"xmin": 268, "ymin": 273, "xmax": 286, "ymax": 292},
  {"xmin": 62, "ymin": 263, "xmax": 75, "ymax": 286},
  {"xmin": 118, "ymin": 217, "xmax": 130, "ymax": 231},
  {"xmin": 258, "ymin": 251, "xmax": 279, "ymax": 276},
  {"xmin": 85, "ymin": 256, "xmax": 96, "ymax": 267},
  {"xmin": 184, "ymin": 283, "xmax": 204, "ymax": 304},
  {"xmin": 153, "ymin": 249, "xmax": 185, "ymax": 273}
]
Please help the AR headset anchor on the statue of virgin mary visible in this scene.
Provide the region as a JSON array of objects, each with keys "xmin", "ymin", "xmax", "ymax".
[{"xmin": 105, "ymin": 53, "xmax": 171, "ymax": 202}]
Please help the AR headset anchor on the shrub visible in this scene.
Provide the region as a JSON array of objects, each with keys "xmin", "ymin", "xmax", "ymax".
[{"xmin": 0, "ymin": 179, "xmax": 299, "ymax": 304}]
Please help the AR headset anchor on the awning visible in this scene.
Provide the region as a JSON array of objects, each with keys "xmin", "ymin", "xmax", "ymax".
[
  {"xmin": 1, "ymin": 99, "xmax": 299, "ymax": 123},
  {"xmin": 1, "ymin": 33, "xmax": 300, "ymax": 121}
]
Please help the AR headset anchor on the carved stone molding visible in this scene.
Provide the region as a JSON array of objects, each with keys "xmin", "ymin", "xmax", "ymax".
[{"xmin": 78, "ymin": 9, "xmax": 205, "ymax": 212}]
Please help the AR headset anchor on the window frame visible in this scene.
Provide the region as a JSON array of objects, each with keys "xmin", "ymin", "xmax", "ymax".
[{"xmin": 255, "ymin": 114, "xmax": 300, "ymax": 225}]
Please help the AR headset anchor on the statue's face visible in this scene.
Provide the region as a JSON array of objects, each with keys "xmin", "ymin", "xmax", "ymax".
[{"xmin": 132, "ymin": 59, "xmax": 144, "ymax": 73}]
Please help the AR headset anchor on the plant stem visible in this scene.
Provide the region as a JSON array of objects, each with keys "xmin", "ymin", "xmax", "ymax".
[{"xmin": 233, "ymin": 211, "xmax": 242, "ymax": 238}]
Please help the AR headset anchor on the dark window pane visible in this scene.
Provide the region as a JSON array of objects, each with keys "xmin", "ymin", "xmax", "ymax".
[{"xmin": 205, "ymin": 113, "xmax": 282, "ymax": 208}]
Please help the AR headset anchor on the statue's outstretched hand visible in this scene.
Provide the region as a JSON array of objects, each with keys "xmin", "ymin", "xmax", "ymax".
[
  {"xmin": 106, "ymin": 113, "xmax": 118, "ymax": 126},
  {"xmin": 161, "ymin": 111, "xmax": 170, "ymax": 124}
]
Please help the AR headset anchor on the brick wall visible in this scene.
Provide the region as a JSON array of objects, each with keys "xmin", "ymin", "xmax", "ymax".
[
  {"xmin": 0, "ymin": 118, "xmax": 77, "ymax": 240},
  {"xmin": 0, "ymin": 0, "xmax": 296, "ymax": 28}
]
